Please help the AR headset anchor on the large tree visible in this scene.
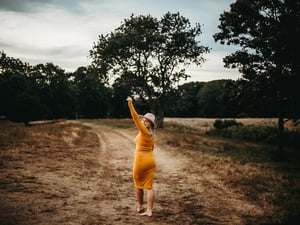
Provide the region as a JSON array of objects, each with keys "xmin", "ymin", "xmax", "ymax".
[
  {"xmin": 90, "ymin": 12, "xmax": 210, "ymax": 127},
  {"xmin": 214, "ymin": 0, "xmax": 300, "ymax": 151}
]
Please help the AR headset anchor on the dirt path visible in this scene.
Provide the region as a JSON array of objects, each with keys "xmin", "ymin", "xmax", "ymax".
[
  {"xmin": 82, "ymin": 122, "xmax": 265, "ymax": 225},
  {"xmin": 1, "ymin": 121, "xmax": 266, "ymax": 225}
]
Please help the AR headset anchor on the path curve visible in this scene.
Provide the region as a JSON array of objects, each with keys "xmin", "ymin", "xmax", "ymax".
[{"xmin": 83, "ymin": 122, "xmax": 264, "ymax": 225}]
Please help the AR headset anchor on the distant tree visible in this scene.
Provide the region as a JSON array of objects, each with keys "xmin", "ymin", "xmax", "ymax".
[
  {"xmin": 221, "ymin": 79, "xmax": 278, "ymax": 117},
  {"xmin": 90, "ymin": 12, "xmax": 210, "ymax": 127},
  {"xmin": 161, "ymin": 88, "xmax": 179, "ymax": 117},
  {"xmin": 31, "ymin": 63, "xmax": 76, "ymax": 119},
  {"xmin": 0, "ymin": 70, "xmax": 43, "ymax": 124},
  {"xmin": 0, "ymin": 51, "xmax": 43, "ymax": 124},
  {"xmin": 174, "ymin": 82, "xmax": 204, "ymax": 117},
  {"xmin": 110, "ymin": 77, "xmax": 133, "ymax": 118},
  {"xmin": 214, "ymin": 0, "xmax": 300, "ymax": 152},
  {"xmin": 71, "ymin": 66, "xmax": 111, "ymax": 118},
  {"xmin": 218, "ymin": 80, "xmax": 241, "ymax": 117},
  {"xmin": 197, "ymin": 80, "xmax": 227, "ymax": 117}
]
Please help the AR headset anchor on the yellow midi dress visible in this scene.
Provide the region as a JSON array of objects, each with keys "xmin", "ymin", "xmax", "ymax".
[{"xmin": 128, "ymin": 100, "xmax": 156, "ymax": 189}]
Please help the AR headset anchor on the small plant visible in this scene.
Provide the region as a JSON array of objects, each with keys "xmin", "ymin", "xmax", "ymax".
[
  {"xmin": 225, "ymin": 124, "xmax": 278, "ymax": 143},
  {"xmin": 213, "ymin": 119, "xmax": 242, "ymax": 129},
  {"xmin": 209, "ymin": 119, "xmax": 279, "ymax": 144}
]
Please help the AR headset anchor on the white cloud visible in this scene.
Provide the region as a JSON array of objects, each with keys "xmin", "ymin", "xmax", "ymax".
[
  {"xmin": 0, "ymin": 0, "xmax": 240, "ymax": 80},
  {"xmin": 185, "ymin": 51, "xmax": 240, "ymax": 82}
]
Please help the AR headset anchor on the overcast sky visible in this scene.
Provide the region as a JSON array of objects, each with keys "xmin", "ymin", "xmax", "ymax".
[{"xmin": 0, "ymin": 0, "xmax": 241, "ymax": 82}]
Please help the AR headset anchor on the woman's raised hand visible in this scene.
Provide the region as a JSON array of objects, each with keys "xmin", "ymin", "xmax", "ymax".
[{"xmin": 126, "ymin": 96, "xmax": 132, "ymax": 101}]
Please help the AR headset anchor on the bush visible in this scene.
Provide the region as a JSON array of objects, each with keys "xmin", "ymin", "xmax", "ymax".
[
  {"xmin": 213, "ymin": 119, "xmax": 243, "ymax": 129},
  {"xmin": 209, "ymin": 119, "xmax": 300, "ymax": 147},
  {"xmin": 224, "ymin": 125, "xmax": 278, "ymax": 143}
]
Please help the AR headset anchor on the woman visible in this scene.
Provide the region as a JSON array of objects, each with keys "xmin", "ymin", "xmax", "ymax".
[{"xmin": 126, "ymin": 96, "xmax": 156, "ymax": 217}]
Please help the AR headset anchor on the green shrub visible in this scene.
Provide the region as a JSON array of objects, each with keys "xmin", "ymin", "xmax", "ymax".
[
  {"xmin": 223, "ymin": 125, "xmax": 278, "ymax": 143},
  {"xmin": 213, "ymin": 119, "xmax": 243, "ymax": 129},
  {"xmin": 213, "ymin": 119, "xmax": 223, "ymax": 129},
  {"xmin": 209, "ymin": 119, "xmax": 300, "ymax": 148}
]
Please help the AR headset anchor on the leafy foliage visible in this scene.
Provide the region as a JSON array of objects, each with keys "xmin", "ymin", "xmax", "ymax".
[
  {"xmin": 213, "ymin": 0, "xmax": 300, "ymax": 151},
  {"xmin": 197, "ymin": 80, "xmax": 227, "ymax": 117},
  {"xmin": 165, "ymin": 81, "xmax": 204, "ymax": 117},
  {"xmin": 0, "ymin": 51, "xmax": 110, "ymax": 124},
  {"xmin": 90, "ymin": 12, "xmax": 210, "ymax": 127},
  {"xmin": 0, "ymin": 52, "xmax": 43, "ymax": 124},
  {"xmin": 71, "ymin": 66, "xmax": 111, "ymax": 118},
  {"xmin": 209, "ymin": 119, "xmax": 300, "ymax": 148},
  {"xmin": 213, "ymin": 119, "xmax": 242, "ymax": 130}
]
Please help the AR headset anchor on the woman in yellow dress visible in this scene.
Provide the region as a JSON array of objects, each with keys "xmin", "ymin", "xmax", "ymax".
[{"xmin": 126, "ymin": 96, "xmax": 156, "ymax": 217}]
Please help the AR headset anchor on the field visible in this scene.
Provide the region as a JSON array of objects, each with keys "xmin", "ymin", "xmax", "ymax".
[{"xmin": 0, "ymin": 118, "xmax": 299, "ymax": 225}]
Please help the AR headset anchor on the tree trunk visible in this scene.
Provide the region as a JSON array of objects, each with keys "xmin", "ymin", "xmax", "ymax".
[
  {"xmin": 276, "ymin": 67, "xmax": 284, "ymax": 155},
  {"xmin": 277, "ymin": 115, "xmax": 284, "ymax": 153},
  {"xmin": 151, "ymin": 99, "xmax": 164, "ymax": 128},
  {"xmin": 156, "ymin": 107, "xmax": 164, "ymax": 128}
]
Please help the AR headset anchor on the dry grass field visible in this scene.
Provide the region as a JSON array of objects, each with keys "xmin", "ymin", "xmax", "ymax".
[{"xmin": 0, "ymin": 118, "xmax": 299, "ymax": 225}]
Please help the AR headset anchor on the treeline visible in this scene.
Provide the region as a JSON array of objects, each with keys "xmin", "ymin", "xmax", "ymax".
[
  {"xmin": 0, "ymin": 52, "xmax": 110, "ymax": 124},
  {"xmin": 0, "ymin": 51, "xmax": 278, "ymax": 125},
  {"xmin": 164, "ymin": 80, "xmax": 278, "ymax": 118}
]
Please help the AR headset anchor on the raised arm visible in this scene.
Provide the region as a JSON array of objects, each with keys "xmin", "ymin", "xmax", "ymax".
[{"xmin": 127, "ymin": 97, "xmax": 149, "ymax": 135}]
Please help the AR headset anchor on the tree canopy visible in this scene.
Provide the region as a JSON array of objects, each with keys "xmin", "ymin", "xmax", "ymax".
[
  {"xmin": 213, "ymin": 0, "xmax": 300, "ymax": 151},
  {"xmin": 90, "ymin": 12, "xmax": 210, "ymax": 127}
]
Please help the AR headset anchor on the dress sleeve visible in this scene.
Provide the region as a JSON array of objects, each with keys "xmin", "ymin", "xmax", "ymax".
[{"xmin": 128, "ymin": 100, "xmax": 150, "ymax": 135}]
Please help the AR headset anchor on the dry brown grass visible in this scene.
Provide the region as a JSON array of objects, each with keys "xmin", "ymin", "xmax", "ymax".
[
  {"xmin": 0, "ymin": 120, "xmax": 86, "ymax": 146},
  {"xmin": 161, "ymin": 118, "xmax": 300, "ymax": 224},
  {"xmin": 0, "ymin": 120, "xmax": 101, "ymax": 225},
  {"xmin": 165, "ymin": 117, "xmax": 300, "ymax": 132},
  {"xmin": 1, "ymin": 118, "xmax": 299, "ymax": 224}
]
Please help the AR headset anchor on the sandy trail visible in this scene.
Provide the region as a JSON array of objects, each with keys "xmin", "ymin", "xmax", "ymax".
[
  {"xmin": 1, "ymin": 121, "xmax": 265, "ymax": 225},
  {"xmin": 83, "ymin": 122, "xmax": 264, "ymax": 225}
]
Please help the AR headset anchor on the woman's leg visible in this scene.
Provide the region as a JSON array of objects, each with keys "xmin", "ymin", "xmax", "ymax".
[
  {"xmin": 140, "ymin": 189, "xmax": 154, "ymax": 216},
  {"xmin": 136, "ymin": 188, "xmax": 144, "ymax": 211}
]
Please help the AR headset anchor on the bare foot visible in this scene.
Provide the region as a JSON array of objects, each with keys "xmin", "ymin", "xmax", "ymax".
[
  {"xmin": 139, "ymin": 210, "xmax": 152, "ymax": 217},
  {"xmin": 137, "ymin": 208, "xmax": 145, "ymax": 213}
]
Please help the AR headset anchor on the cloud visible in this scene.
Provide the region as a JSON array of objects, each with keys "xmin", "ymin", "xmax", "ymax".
[
  {"xmin": 1, "ymin": 39, "xmax": 90, "ymax": 71},
  {"xmin": 0, "ymin": 0, "xmax": 89, "ymax": 14},
  {"xmin": 0, "ymin": 0, "xmax": 43, "ymax": 12},
  {"xmin": 0, "ymin": 0, "xmax": 240, "ymax": 81},
  {"xmin": 185, "ymin": 51, "xmax": 240, "ymax": 82}
]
